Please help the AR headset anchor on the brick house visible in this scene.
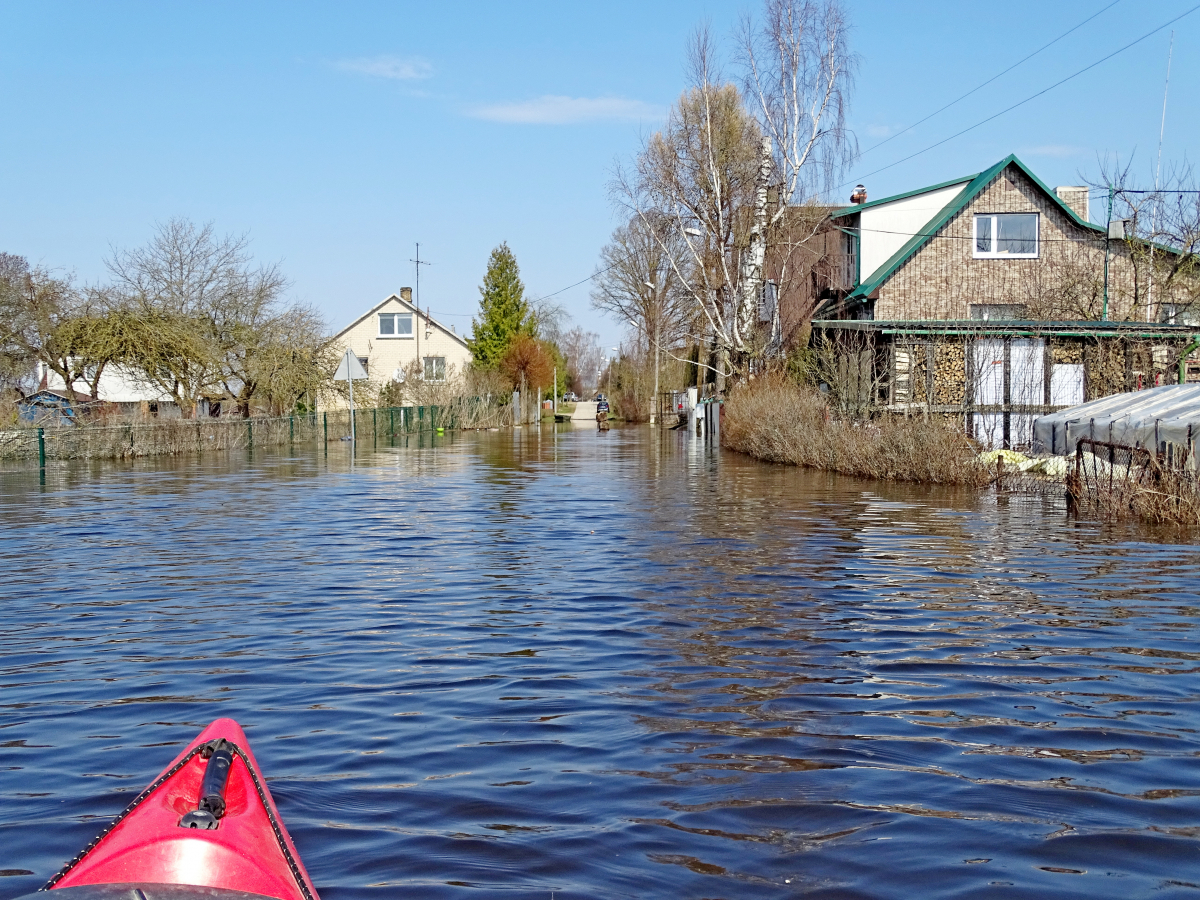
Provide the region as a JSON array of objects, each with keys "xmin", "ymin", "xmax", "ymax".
[{"xmin": 808, "ymin": 154, "xmax": 1199, "ymax": 448}]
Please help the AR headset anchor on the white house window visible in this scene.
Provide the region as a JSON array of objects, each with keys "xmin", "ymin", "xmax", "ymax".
[
  {"xmin": 974, "ymin": 213, "xmax": 1038, "ymax": 258},
  {"xmin": 1161, "ymin": 303, "xmax": 1199, "ymax": 326},
  {"xmin": 423, "ymin": 356, "xmax": 446, "ymax": 382},
  {"xmin": 378, "ymin": 312, "xmax": 414, "ymax": 338},
  {"xmin": 357, "ymin": 356, "xmax": 369, "ymax": 375}
]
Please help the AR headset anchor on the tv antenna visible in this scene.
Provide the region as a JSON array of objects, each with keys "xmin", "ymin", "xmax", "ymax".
[{"xmin": 410, "ymin": 243, "xmax": 432, "ymax": 362}]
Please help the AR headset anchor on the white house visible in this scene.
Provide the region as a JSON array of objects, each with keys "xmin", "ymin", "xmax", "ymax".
[
  {"xmin": 36, "ymin": 362, "xmax": 181, "ymax": 417},
  {"xmin": 328, "ymin": 287, "xmax": 472, "ymax": 406}
]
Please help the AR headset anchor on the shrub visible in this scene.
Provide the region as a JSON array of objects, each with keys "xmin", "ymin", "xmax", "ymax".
[{"xmin": 722, "ymin": 376, "xmax": 990, "ymax": 486}]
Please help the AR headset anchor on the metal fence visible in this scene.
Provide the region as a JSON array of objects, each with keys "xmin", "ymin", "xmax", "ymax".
[
  {"xmin": 0, "ymin": 397, "xmax": 509, "ymax": 464},
  {"xmin": 1071, "ymin": 438, "xmax": 1157, "ymax": 496},
  {"xmin": 1063, "ymin": 437, "xmax": 1200, "ymax": 523}
]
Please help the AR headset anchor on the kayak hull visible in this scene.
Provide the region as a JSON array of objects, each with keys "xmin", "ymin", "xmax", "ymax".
[
  {"xmin": 34, "ymin": 886, "xmax": 278, "ymax": 900},
  {"xmin": 45, "ymin": 719, "xmax": 318, "ymax": 900}
]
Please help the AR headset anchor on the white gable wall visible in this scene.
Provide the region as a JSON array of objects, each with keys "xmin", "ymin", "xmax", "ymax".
[{"xmin": 859, "ymin": 182, "xmax": 971, "ymax": 285}]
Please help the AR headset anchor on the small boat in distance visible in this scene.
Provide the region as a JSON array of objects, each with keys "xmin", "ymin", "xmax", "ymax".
[{"xmin": 19, "ymin": 719, "xmax": 320, "ymax": 900}]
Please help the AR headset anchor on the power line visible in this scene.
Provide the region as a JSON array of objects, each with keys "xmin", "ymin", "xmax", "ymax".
[
  {"xmin": 859, "ymin": 0, "xmax": 1121, "ymax": 159},
  {"xmin": 842, "ymin": 2, "xmax": 1200, "ymax": 190},
  {"xmin": 538, "ymin": 262, "xmax": 623, "ymax": 301},
  {"xmin": 506, "ymin": 3, "xmax": 1200, "ymax": 316},
  {"xmin": 458, "ymin": 8, "xmax": 1197, "ymax": 317}
]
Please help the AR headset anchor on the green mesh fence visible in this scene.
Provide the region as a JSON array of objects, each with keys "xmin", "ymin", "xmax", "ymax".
[{"xmin": 1, "ymin": 397, "xmax": 509, "ymax": 463}]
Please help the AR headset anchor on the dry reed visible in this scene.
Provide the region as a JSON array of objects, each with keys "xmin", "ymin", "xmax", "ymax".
[
  {"xmin": 722, "ymin": 377, "xmax": 991, "ymax": 486},
  {"xmin": 1067, "ymin": 462, "xmax": 1200, "ymax": 527}
]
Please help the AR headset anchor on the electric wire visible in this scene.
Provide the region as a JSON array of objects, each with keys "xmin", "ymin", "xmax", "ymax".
[
  {"xmin": 859, "ymin": 0, "xmax": 1122, "ymax": 159},
  {"xmin": 842, "ymin": 2, "xmax": 1200, "ymax": 190},
  {"xmin": 435, "ymin": 7, "xmax": 1200, "ymax": 318}
]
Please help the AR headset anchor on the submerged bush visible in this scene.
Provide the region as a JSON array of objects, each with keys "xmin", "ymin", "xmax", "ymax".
[{"xmin": 722, "ymin": 376, "xmax": 990, "ymax": 486}]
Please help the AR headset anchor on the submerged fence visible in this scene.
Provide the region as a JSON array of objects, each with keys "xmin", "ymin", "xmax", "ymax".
[
  {"xmin": 0, "ymin": 397, "xmax": 510, "ymax": 464},
  {"xmin": 1064, "ymin": 437, "xmax": 1200, "ymax": 524}
]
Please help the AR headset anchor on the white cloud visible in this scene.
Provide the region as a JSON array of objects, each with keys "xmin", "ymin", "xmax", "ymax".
[
  {"xmin": 336, "ymin": 55, "xmax": 433, "ymax": 81},
  {"xmin": 469, "ymin": 95, "xmax": 663, "ymax": 125}
]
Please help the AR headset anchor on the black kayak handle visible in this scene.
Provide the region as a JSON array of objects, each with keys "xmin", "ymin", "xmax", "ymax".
[
  {"xmin": 198, "ymin": 741, "xmax": 234, "ymax": 818},
  {"xmin": 179, "ymin": 739, "xmax": 234, "ymax": 829}
]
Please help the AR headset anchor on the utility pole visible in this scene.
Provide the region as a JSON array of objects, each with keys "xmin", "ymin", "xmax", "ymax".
[
  {"xmin": 644, "ymin": 281, "xmax": 660, "ymax": 425},
  {"xmin": 1103, "ymin": 186, "xmax": 1114, "ymax": 321},
  {"xmin": 410, "ymin": 243, "xmax": 432, "ymax": 376}
]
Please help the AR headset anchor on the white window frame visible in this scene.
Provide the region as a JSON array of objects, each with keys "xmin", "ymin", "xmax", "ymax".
[
  {"xmin": 378, "ymin": 312, "xmax": 414, "ymax": 338},
  {"xmin": 423, "ymin": 356, "xmax": 446, "ymax": 383},
  {"xmin": 973, "ymin": 213, "xmax": 1039, "ymax": 259}
]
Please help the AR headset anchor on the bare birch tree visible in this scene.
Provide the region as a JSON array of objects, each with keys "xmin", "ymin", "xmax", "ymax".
[
  {"xmin": 739, "ymin": 0, "xmax": 856, "ymax": 353},
  {"xmin": 615, "ymin": 27, "xmax": 762, "ymax": 391},
  {"xmin": 614, "ymin": 1, "xmax": 855, "ymax": 390}
]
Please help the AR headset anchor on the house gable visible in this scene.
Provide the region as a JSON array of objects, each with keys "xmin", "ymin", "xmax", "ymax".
[
  {"xmin": 845, "ymin": 155, "xmax": 1103, "ymax": 306},
  {"xmin": 329, "ymin": 293, "xmax": 474, "ymax": 402},
  {"xmin": 334, "ymin": 293, "xmax": 470, "ymax": 350}
]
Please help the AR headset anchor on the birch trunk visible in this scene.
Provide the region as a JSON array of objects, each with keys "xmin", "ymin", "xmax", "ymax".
[{"xmin": 737, "ymin": 136, "xmax": 773, "ymax": 351}]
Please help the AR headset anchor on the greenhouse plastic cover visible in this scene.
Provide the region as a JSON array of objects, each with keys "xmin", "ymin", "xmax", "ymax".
[{"xmin": 1032, "ymin": 383, "xmax": 1200, "ymax": 464}]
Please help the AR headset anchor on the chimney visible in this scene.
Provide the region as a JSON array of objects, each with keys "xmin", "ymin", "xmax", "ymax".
[
  {"xmin": 400, "ymin": 286, "xmax": 413, "ymax": 303},
  {"xmin": 1055, "ymin": 186, "xmax": 1089, "ymax": 222}
]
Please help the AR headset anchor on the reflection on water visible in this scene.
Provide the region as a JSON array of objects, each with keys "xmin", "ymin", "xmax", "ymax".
[{"xmin": 2, "ymin": 427, "xmax": 1199, "ymax": 899}]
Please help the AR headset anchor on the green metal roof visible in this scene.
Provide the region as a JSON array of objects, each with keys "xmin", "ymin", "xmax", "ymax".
[
  {"xmin": 843, "ymin": 154, "xmax": 1105, "ymax": 303},
  {"xmin": 829, "ymin": 174, "xmax": 975, "ymax": 218},
  {"xmin": 812, "ymin": 318, "xmax": 1197, "ymax": 339}
]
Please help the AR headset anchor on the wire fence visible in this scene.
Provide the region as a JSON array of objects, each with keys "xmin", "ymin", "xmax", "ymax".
[
  {"xmin": 1064, "ymin": 437, "xmax": 1200, "ymax": 524},
  {"xmin": 0, "ymin": 396, "xmax": 511, "ymax": 464}
]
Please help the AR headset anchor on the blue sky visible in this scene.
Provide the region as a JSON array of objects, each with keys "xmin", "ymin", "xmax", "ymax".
[{"xmin": 2, "ymin": 1, "xmax": 1197, "ymax": 351}]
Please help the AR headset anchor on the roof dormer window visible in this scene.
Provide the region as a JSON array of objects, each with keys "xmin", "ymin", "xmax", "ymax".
[{"xmin": 378, "ymin": 312, "xmax": 414, "ymax": 338}]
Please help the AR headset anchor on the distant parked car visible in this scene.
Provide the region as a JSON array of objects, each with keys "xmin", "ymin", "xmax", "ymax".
[
  {"xmin": 597, "ymin": 397, "xmax": 610, "ymax": 414},
  {"xmin": 563, "ymin": 392, "xmax": 578, "ymax": 403},
  {"xmin": 595, "ymin": 393, "xmax": 607, "ymax": 402}
]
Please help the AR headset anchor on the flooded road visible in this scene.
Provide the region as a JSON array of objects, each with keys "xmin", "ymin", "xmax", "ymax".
[{"xmin": 2, "ymin": 426, "xmax": 1199, "ymax": 899}]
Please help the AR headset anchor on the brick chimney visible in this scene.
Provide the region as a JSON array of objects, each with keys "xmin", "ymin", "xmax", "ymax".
[
  {"xmin": 400, "ymin": 287, "xmax": 413, "ymax": 303},
  {"xmin": 1055, "ymin": 186, "xmax": 1089, "ymax": 222}
]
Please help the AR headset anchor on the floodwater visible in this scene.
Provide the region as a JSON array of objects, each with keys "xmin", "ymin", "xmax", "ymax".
[{"xmin": 1, "ymin": 427, "xmax": 1199, "ymax": 900}]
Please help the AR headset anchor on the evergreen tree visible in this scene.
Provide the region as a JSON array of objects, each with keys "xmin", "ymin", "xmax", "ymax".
[{"xmin": 468, "ymin": 242, "xmax": 535, "ymax": 368}]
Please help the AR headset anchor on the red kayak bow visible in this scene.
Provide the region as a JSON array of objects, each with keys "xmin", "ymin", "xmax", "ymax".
[{"xmin": 35, "ymin": 719, "xmax": 320, "ymax": 900}]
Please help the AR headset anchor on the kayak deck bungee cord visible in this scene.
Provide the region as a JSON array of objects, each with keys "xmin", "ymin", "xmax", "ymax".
[{"xmin": 19, "ymin": 719, "xmax": 319, "ymax": 900}]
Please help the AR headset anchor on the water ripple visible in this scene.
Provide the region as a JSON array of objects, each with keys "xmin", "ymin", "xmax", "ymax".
[{"xmin": 1, "ymin": 429, "xmax": 1198, "ymax": 898}]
